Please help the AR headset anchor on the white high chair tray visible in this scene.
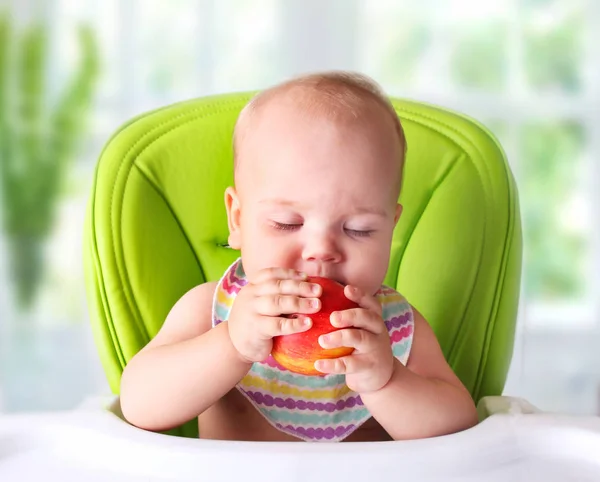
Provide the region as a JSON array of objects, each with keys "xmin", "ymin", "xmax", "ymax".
[{"xmin": 1, "ymin": 402, "xmax": 599, "ymax": 481}]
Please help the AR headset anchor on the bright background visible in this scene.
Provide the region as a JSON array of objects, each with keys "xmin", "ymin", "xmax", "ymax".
[{"xmin": 1, "ymin": 0, "xmax": 599, "ymax": 416}]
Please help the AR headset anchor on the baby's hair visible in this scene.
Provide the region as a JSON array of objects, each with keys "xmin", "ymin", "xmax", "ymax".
[{"xmin": 232, "ymin": 71, "xmax": 407, "ymax": 173}]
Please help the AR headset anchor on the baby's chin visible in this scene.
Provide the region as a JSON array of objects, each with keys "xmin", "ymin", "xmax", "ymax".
[{"xmin": 350, "ymin": 282, "xmax": 384, "ymax": 297}]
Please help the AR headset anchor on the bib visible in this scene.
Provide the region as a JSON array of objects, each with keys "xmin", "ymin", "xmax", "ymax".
[{"xmin": 212, "ymin": 258, "xmax": 414, "ymax": 442}]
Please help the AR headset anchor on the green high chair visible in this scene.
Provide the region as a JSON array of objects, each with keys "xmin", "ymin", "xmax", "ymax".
[{"xmin": 83, "ymin": 93, "xmax": 522, "ymax": 438}]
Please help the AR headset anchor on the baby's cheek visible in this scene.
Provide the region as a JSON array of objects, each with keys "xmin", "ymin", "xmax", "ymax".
[
  {"xmin": 356, "ymin": 254, "xmax": 389, "ymax": 293},
  {"xmin": 243, "ymin": 243, "xmax": 299, "ymax": 277},
  {"xmin": 346, "ymin": 272, "xmax": 378, "ymax": 298}
]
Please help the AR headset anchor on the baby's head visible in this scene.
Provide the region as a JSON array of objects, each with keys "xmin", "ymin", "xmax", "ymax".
[{"xmin": 225, "ymin": 71, "xmax": 407, "ymax": 295}]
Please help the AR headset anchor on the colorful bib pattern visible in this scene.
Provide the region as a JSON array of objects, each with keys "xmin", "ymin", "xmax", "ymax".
[{"xmin": 212, "ymin": 258, "xmax": 414, "ymax": 442}]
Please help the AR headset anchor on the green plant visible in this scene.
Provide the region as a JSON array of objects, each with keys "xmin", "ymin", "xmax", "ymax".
[
  {"xmin": 520, "ymin": 122, "xmax": 586, "ymax": 300},
  {"xmin": 0, "ymin": 13, "xmax": 100, "ymax": 310},
  {"xmin": 450, "ymin": 21, "xmax": 508, "ymax": 92}
]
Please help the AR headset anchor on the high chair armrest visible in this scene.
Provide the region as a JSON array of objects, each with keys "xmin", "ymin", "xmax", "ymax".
[
  {"xmin": 477, "ymin": 395, "xmax": 541, "ymax": 420},
  {"xmin": 86, "ymin": 395, "xmax": 541, "ymax": 422}
]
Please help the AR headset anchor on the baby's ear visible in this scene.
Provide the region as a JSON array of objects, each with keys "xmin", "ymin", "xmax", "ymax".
[
  {"xmin": 394, "ymin": 203, "xmax": 403, "ymax": 224},
  {"xmin": 224, "ymin": 187, "xmax": 242, "ymax": 249}
]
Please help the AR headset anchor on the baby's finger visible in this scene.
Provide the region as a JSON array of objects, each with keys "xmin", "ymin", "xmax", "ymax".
[
  {"xmin": 344, "ymin": 285, "xmax": 382, "ymax": 316},
  {"xmin": 252, "ymin": 267, "xmax": 307, "ymax": 284},
  {"xmin": 256, "ymin": 294, "xmax": 321, "ymax": 316},
  {"xmin": 263, "ymin": 315, "xmax": 313, "ymax": 337},
  {"xmin": 314, "ymin": 354, "xmax": 371, "ymax": 375},
  {"xmin": 254, "ymin": 278, "xmax": 322, "ymax": 298},
  {"xmin": 318, "ymin": 328, "xmax": 378, "ymax": 353},
  {"xmin": 330, "ymin": 308, "xmax": 385, "ymax": 334}
]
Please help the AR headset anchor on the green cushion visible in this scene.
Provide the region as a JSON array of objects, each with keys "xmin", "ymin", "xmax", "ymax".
[{"xmin": 84, "ymin": 93, "xmax": 522, "ymax": 438}]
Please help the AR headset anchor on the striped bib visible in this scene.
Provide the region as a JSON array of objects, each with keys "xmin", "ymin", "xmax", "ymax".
[{"xmin": 212, "ymin": 258, "xmax": 414, "ymax": 442}]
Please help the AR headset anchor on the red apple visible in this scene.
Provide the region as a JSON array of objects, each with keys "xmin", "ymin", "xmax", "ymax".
[{"xmin": 271, "ymin": 277, "xmax": 359, "ymax": 376}]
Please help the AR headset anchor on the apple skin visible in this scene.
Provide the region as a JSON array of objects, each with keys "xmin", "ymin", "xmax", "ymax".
[{"xmin": 271, "ymin": 276, "xmax": 359, "ymax": 376}]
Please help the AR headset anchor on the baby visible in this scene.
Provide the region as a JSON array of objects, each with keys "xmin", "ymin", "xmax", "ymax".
[{"xmin": 120, "ymin": 72, "xmax": 478, "ymax": 442}]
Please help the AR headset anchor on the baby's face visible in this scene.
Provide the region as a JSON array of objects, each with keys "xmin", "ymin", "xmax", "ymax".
[{"xmin": 226, "ymin": 100, "xmax": 403, "ymax": 295}]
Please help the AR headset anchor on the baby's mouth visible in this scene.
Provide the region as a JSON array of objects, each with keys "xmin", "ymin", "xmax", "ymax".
[
  {"xmin": 309, "ymin": 273, "xmax": 346, "ymax": 286},
  {"xmin": 303, "ymin": 263, "xmax": 345, "ymax": 285}
]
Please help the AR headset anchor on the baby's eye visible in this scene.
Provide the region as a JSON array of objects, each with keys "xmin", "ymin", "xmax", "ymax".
[
  {"xmin": 345, "ymin": 228, "xmax": 374, "ymax": 238},
  {"xmin": 271, "ymin": 221, "xmax": 302, "ymax": 232}
]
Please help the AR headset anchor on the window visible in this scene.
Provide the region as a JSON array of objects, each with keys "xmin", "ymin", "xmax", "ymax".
[{"xmin": 2, "ymin": 0, "xmax": 598, "ymax": 416}]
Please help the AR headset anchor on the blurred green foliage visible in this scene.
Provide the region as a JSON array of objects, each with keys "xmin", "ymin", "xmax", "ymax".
[
  {"xmin": 449, "ymin": 3, "xmax": 582, "ymax": 93},
  {"xmin": 450, "ymin": 21, "xmax": 508, "ymax": 92},
  {"xmin": 523, "ymin": 9, "xmax": 582, "ymax": 92},
  {"xmin": 520, "ymin": 122, "xmax": 586, "ymax": 300},
  {"xmin": 377, "ymin": 22, "xmax": 431, "ymax": 87},
  {"xmin": 446, "ymin": 4, "xmax": 586, "ymax": 300},
  {"xmin": 0, "ymin": 13, "xmax": 100, "ymax": 310}
]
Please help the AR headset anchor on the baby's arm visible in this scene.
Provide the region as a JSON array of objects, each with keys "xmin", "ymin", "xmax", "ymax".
[
  {"xmin": 120, "ymin": 282, "xmax": 252, "ymax": 432},
  {"xmin": 360, "ymin": 308, "xmax": 479, "ymax": 440},
  {"xmin": 120, "ymin": 268, "xmax": 318, "ymax": 433}
]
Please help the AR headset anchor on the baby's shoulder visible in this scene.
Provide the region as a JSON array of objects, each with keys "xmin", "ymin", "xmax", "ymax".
[
  {"xmin": 141, "ymin": 281, "xmax": 218, "ymax": 351},
  {"xmin": 186, "ymin": 280, "xmax": 219, "ymax": 319},
  {"xmin": 165, "ymin": 281, "xmax": 218, "ymax": 332},
  {"xmin": 190, "ymin": 280, "xmax": 218, "ymax": 302},
  {"xmin": 176, "ymin": 280, "xmax": 218, "ymax": 307}
]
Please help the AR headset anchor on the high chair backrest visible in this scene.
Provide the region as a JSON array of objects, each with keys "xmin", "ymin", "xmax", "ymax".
[{"xmin": 84, "ymin": 93, "xmax": 522, "ymax": 438}]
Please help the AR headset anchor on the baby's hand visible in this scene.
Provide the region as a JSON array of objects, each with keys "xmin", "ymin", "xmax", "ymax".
[
  {"xmin": 228, "ymin": 268, "xmax": 322, "ymax": 363},
  {"xmin": 314, "ymin": 286, "xmax": 394, "ymax": 393}
]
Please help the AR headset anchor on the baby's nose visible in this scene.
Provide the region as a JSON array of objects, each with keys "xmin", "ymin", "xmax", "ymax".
[{"xmin": 301, "ymin": 235, "xmax": 342, "ymax": 263}]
